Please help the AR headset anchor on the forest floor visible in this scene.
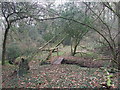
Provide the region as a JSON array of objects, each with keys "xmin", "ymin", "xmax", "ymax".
[
  {"xmin": 2, "ymin": 46, "xmax": 120, "ymax": 88},
  {"xmin": 2, "ymin": 57, "xmax": 120, "ymax": 88}
]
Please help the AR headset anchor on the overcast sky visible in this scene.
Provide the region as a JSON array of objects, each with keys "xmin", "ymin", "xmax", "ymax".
[
  {"xmin": 54, "ymin": 0, "xmax": 66, "ymax": 6},
  {"xmin": 0, "ymin": 0, "xmax": 119, "ymax": 2}
]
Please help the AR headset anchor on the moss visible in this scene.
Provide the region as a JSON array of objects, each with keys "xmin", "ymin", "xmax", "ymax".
[{"xmin": 15, "ymin": 56, "xmax": 27, "ymax": 64}]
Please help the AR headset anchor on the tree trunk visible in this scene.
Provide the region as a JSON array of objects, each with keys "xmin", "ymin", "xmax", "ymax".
[
  {"xmin": 71, "ymin": 38, "xmax": 79, "ymax": 56},
  {"xmin": 2, "ymin": 24, "xmax": 10, "ymax": 65},
  {"xmin": 117, "ymin": 2, "xmax": 120, "ymax": 70},
  {"xmin": 71, "ymin": 37, "xmax": 73, "ymax": 56},
  {"xmin": 72, "ymin": 43, "xmax": 78, "ymax": 56}
]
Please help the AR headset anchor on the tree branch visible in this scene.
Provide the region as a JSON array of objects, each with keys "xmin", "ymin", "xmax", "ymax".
[{"xmin": 102, "ymin": 2, "xmax": 120, "ymax": 18}]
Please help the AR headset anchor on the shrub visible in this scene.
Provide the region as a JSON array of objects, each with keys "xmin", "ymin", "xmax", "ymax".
[
  {"xmin": 42, "ymin": 32, "xmax": 54, "ymax": 42},
  {"xmin": 94, "ymin": 45, "xmax": 111, "ymax": 56},
  {"xmin": 6, "ymin": 43, "xmax": 22, "ymax": 62},
  {"xmin": 23, "ymin": 48, "xmax": 37, "ymax": 56},
  {"xmin": 6, "ymin": 42, "xmax": 37, "ymax": 63}
]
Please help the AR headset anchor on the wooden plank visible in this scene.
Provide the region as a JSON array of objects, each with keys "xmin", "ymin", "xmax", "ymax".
[{"xmin": 52, "ymin": 57, "xmax": 64, "ymax": 64}]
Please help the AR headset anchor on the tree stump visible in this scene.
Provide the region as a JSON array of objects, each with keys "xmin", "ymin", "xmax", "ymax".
[{"xmin": 18, "ymin": 58, "xmax": 29, "ymax": 76}]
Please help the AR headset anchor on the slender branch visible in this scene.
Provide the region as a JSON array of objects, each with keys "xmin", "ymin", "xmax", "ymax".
[
  {"xmin": 38, "ymin": 35, "xmax": 57, "ymax": 50},
  {"xmin": 83, "ymin": 3, "xmax": 117, "ymax": 56},
  {"xmin": 10, "ymin": 16, "xmax": 29, "ymax": 23},
  {"xmin": 45, "ymin": 35, "xmax": 67, "ymax": 60},
  {"xmin": 91, "ymin": 6, "xmax": 105, "ymax": 23},
  {"xmin": 32, "ymin": 15, "xmax": 114, "ymax": 56},
  {"xmin": 113, "ymin": 30, "xmax": 120, "ymax": 40},
  {"xmin": 33, "ymin": 17, "xmax": 61, "ymax": 21},
  {"xmin": 84, "ymin": 2, "xmax": 116, "ymax": 48},
  {"xmin": 54, "ymin": 35, "xmax": 67, "ymax": 48},
  {"xmin": 102, "ymin": 2, "xmax": 120, "ymax": 18},
  {"xmin": 27, "ymin": 33, "xmax": 61, "ymax": 60}
]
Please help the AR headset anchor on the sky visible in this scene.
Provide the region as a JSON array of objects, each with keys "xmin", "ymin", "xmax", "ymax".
[
  {"xmin": 54, "ymin": 0, "xmax": 67, "ymax": 6},
  {"xmin": 1, "ymin": 0, "xmax": 119, "ymax": 2},
  {"xmin": 37, "ymin": 0, "xmax": 67, "ymax": 6}
]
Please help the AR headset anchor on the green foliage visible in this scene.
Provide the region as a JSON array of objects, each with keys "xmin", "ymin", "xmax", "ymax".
[
  {"xmin": 106, "ymin": 74, "xmax": 113, "ymax": 87},
  {"xmin": 62, "ymin": 36, "xmax": 71, "ymax": 46},
  {"xmin": 60, "ymin": 2, "xmax": 90, "ymax": 38},
  {"xmin": 102, "ymin": 68, "xmax": 113, "ymax": 87},
  {"xmin": 107, "ymin": 75, "xmax": 113, "ymax": 78},
  {"xmin": 59, "ymin": 2, "xmax": 92, "ymax": 55},
  {"xmin": 6, "ymin": 42, "xmax": 37, "ymax": 63},
  {"xmin": 6, "ymin": 43, "xmax": 22, "ymax": 61},
  {"xmin": 107, "ymin": 78, "xmax": 112, "ymax": 86},
  {"xmin": 23, "ymin": 48, "xmax": 37, "ymax": 56},
  {"xmin": 42, "ymin": 32, "xmax": 54, "ymax": 42}
]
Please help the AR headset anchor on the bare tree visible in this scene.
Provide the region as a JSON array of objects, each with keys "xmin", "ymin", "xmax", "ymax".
[
  {"xmin": 101, "ymin": 2, "xmax": 120, "ymax": 69},
  {"xmin": 116, "ymin": 2, "xmax": 120, "ymax": 70},
  {"xmin": 81, "ymin": 2, "xmax": 120, "ymax": 68},
  {"xmin": 1, "ymin": 2, "xmax": 40, "ymax": 65}
]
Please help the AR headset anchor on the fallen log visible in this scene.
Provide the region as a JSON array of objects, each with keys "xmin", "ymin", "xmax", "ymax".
[
  {"xmin": 52, "ymin": 57, "xmax": 64, "ymax": 64},
  {"xmin": 50, "ymin": 56, "xmax": 105, "ymax": 68}
]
